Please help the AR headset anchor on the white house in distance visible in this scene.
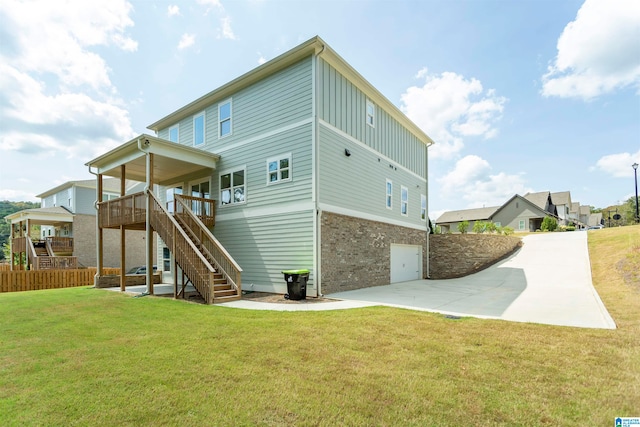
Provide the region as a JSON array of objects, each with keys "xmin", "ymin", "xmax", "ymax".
[
  {"xmin": 5, "ymin": 178, "xmax": 150, "ymax": 271},
  {"xmin": 86, "ymin": 36, "xmax": 435, "ymax": 303}
]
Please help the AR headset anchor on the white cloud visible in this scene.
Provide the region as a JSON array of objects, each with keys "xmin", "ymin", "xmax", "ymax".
[
  {"xmin": 401, "ymin": 68, "xmax": 507, "ymax": 159},
  {"xmin": 0, "ymin": 0, "xmax": 137, "ymax": 162},
  {"xmin": 438, "ymin": 155, "xmax": 532, "ymax": 208},
  {"xmin": 542, "ymin": 0, "xmax": 640, "ymax": 100},
  {"xmin": 593, "ymin": 150, "xmax": 640, "ymax": 178},
  {"xmin": 218, "ymin": 16, "xmax": 237, "ymax": 40},
  {"xmin": 178, "ymin": 33, "xmax": 196, "ymax": 50},
  {"xmin": 167, "ymin": 5, "xmax": 180, "ymax": 17},
  {"xmin": 257, "ymin": 53, "xmax": 267, "ymax": 65}
]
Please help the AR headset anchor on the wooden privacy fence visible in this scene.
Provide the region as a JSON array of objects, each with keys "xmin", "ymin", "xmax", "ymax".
[{"xmin": 0, "ymin": 268, "xmax": 121, "ymax": 293}]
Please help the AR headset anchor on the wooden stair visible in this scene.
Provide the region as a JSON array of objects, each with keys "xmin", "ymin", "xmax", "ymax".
[{"xmin": 175, "ymin": 217, "xmax": 241, "ymax": 303}]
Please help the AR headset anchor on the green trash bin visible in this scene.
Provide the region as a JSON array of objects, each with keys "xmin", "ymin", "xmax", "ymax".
[{"xmin": 282, "ymin": 269, "xmax": 310, "ymax": 300}]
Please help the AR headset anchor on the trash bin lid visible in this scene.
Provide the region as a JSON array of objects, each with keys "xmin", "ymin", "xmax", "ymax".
[{"xmin": 281, "ymin": 269, "xmax": 310, "ymax": 274}]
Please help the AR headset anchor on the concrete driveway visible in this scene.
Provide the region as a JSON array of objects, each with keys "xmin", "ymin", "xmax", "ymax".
[{"xmin": 328, "ymin": 232, "xmax": 616, "ymax": 329}]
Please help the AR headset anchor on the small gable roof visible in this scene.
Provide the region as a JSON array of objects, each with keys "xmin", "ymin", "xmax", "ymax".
[
  {"xmin": 4, "ymin": 206, "xmax": 73, "ymax": 225},
  {"xmin": 523, "ymin": 191, "xmax": 551, "ymax": 210},
  {"xmin": 436, "ymin": 206, "xmax": 500, "ymax": 224},
  {"xmin": 551, "ymin": 191, "xmax": 571, "ymax": 206}
]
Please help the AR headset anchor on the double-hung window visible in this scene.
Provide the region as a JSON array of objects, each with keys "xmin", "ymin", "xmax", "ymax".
[
  {"xmin": 267, "ymin": 154, "xmax": 292, "ymax": 184},
  {"xmin": 401, "ymin": 186, "xmax": 408, "ymax": 216},
  {"xmin": 193, "ymin": 112, "xmax": 205, "ymax": 146},
  {"xmin": 169, "ymin": 125, "xmax": 179, "ymax": 143},
  {"xmin": 519, "ymin": 220, "xmax": 525, "ymax": 230},
  {"xmin": 421, "ymin": 194, "xmax": 427, "ymax": 221},
  {"xmin": 219, "ymin": 99, "xmax": 232, "ymax": 138},
  {"xmin": 366, "ymin": 99, "xmax": 375, "ymax": 127},
  {"xmin": 385, "ymin": 179, "xmax": 392, "ymax": 209},
  {"xmin": 220, "ymin": 167, "xmax": 245, "ymax": 205}
]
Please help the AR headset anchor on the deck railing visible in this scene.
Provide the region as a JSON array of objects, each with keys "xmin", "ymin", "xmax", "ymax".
[
  {"xmin": 177, "ymin": 194, "xmax": 216, "ymax": 227},
  {"xmin": 148, "ymin": 190, "xmax": 217, "ymax": 303},
  {"xmin": 46, "ymin": 237, "xmax": 73, "ymax": 254},
  {"xmin": 98, "ymin": 192, "xmax": 146, "ymax": 228},
  {"xmin": 175, "ymin": 194, "xmax": 241, "ymax": 294}
]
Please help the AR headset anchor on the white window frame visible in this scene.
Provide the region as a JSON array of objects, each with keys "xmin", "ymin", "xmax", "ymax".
[
  {"xmin": 169, "ymin": 125, "xmax": 179, "ymax": 143},
  {"xmin": 366, "ymin": 99, "xmax": 375, "ymax": 128},
  {"xmin": 218, "ymin": 98, "xmax": 232, "ymax": 138},
  {"xmin": 193, "ymin": 112, "xmax": 205, "ymax": 146},
  {"xmin": 385, "ymin": 179, "xmax": 392, "ymax": 210},
  {"xmin": 420, "ymin": 194, "xmax": 427, "ymax": 221},
  {"xmin": 266, "ymin": 153, "xmax": 292, "ymax": 185},
  {"xmin": 519, "ymin": 220, "xmax": 526, "ymax": 230},
  {"xmin": 219, "ymin": 166, "xmax": 246, "ymax": 206},
  {"xmin": 401, "ymin": 186, "xmax": 408, "ymax": 217}
]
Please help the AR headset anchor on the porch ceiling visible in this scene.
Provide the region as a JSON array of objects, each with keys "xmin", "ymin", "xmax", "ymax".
[
  {"xmin": 85, "ymin": 134, "xmax": 220, "ymax": 187},
  {"xmin": 5, "ymin": 207, "xmax": 73, "ymax": 226}
]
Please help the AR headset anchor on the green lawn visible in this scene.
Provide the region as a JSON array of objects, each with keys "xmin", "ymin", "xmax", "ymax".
[{"xmin": 1, "ymin": 226, "xmax": 639, "ymax": 426}]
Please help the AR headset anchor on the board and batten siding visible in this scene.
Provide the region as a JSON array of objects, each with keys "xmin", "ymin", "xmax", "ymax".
[
  {"xmin": 318, "ymin": 124, "xmax": 426, "ymax": 229},
  {"xmin": 317, "ymin": 58, "xmax": 427, "ymax": 178},
  {"xmin": 156, "ymin": 57, "xmax": 313, "ymax": 155}
]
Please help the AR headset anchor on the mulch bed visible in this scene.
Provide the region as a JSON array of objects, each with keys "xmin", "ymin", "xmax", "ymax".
[{"xmin": 241, "ymin": 291, "xmax": 335, "ymax": 304}]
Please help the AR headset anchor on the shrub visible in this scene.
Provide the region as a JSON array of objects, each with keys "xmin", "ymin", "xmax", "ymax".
[
  {"xmin": 566, "ymin": 226, "xmax": 576, "ymax": 231},
  {"xmin": 502, "ymin": 226, "xmax": 514, "ymax": 236},
  {"xmin": 541, "ymin": 216, "xmax": 558, "ymax": 232},
  {"xmin": 486, "ymin": 222, "xmax": 497, "ymax": 234},
  {"xmin": 473, "ymin": 221, "xmax": 487, "ymax": 234},
  {"xmin": 457, "ymin": 220, "xmax": 469, "ymax": 234}
]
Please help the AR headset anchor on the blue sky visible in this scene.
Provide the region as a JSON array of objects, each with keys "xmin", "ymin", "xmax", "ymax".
[{"xmin": 0, "ymin": 0, "xmax": 638, "ymax": 220}]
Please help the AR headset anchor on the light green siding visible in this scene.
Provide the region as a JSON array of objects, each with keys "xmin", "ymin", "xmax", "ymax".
[
  {"xmin": 317, "ymin": 58, "xmax": 427, "ymax": 177},
  {"xmin": 318, "ymin": 124, "xmax": 426, "ymax": 228},
  {"xmin": 157, "ymin": 57, "xmax": 313, "ymax": 152},
  {"xmin": 213, "ymin": 210, "xmax": 315, "ymax": 293}
]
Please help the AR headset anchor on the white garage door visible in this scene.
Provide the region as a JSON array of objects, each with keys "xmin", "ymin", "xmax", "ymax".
[{"xmin": 390, "ymin": 244, "xmax": 422, "ymax": 283}]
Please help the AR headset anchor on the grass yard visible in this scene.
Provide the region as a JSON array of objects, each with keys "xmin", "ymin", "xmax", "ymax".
[{"xmin": 1, "ymin": 226, "xmax": 639, "ymax": 426}]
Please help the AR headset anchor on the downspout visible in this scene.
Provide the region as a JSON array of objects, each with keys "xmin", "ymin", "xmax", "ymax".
[
  {"xmin": 88, "ymin": 165, "xmax": 102, "ymax": 287},
  {"xmin": 425, "ymin": 141, "xmax": 431, "ymax": 279},
  {"xmin": 312, "ymin": 42, "xmax": 325, "ymax": 297},
  {"xmin": 137, "ymin": 137, "xmax": 154, "ymax": 295}
]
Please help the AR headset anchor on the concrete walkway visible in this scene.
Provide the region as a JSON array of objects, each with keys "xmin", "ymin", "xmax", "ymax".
[
  {"xmin": 111, "ymin": 232, "xmax": 616, "ymax": 329},
  {"xmin": 326, "ymin": 232, "xmax": 616, "ymax": 329}
]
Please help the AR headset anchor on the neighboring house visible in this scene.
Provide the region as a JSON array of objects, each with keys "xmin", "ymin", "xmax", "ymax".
[
  {"xmin": 579, "ymin": 205, "xmax": 591, "ymax": 226},
  {"xmin": 523, "ymin": 191, "xmax": 557, "ymax": 217},
  {"xmin": 588, "ymin": 212, "xmax": 604, "ymax": 227},
  {"xmin": 550, "ymin": 191, "xmax": 572, "ymax": 226},
  {"xmin": 436, "ymin": 194, "xmax": 558, "ymax": 233},
  {"xmin": 4, "ymin": 178, "xmax": 151, "ymax": 271},
  {"xmin": 85, "ymin": 36, "xmax": 435, "ymax": 303}
]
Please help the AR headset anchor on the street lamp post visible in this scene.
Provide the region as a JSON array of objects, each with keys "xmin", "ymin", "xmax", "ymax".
[{"xmin": 633, "ymin": 163, "xmax": 639, "ymax": 224}]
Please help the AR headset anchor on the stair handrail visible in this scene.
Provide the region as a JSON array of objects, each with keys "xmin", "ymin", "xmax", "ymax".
[
  {"xmin": 174, "ymin": 194, "xmax": 242, "ymax": 293},
  {"xmin": 26, "ymin": 236, "xmax": 38, "ymax": 268},
  {"xmin": 147, "ymin": 190, "xmax": 217, "ymax": 303}
]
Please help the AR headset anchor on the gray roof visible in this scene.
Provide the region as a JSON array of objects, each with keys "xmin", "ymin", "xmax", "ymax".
[
  {"xmin": 588, "ymin": 212, "xmax": 603, "ymax": 226},
  {"xmin": 579, "ymin": 205, "xmax": 590, "ymax": 215},
  {"xmin": 551, "ymin": 191, "xmax": 571, "ymax": 206},
  {"xmin": 570, "ymin": 202, "xmax": 580, "ymax": 213},
  {"xmin": 436, "ymin": 206, "xmax": 500, "ymax": 224},
  {"xmin": 523, "ymin": 191, "xmax": 551, "ymax": 210}
]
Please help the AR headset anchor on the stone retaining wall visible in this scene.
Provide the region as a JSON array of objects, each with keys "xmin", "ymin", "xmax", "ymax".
[{"xmin": 429, "ymin": 234, "xmax": 522, "ymax": 279}]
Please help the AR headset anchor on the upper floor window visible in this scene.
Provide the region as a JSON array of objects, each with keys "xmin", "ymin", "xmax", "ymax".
[
  {"xmin": 194, "ymin": 112, "xmax": 205, "ymax": 146},
  {"xmin": 267, "ymin": 154, "xmax": 292, "ymax": 184},
  {"xmin": 385, "ymin": 179, "xmax": 392, "ymax": 209},
  {"xmin": 220, "ymin": 167, "xmax": 245, "ymax": 205},
  {"xmin": 401, "ymin": 186, "xmax": 408, "ymax": 216},
  {"xmin": 421, "ymin": 194, "xmax": 427, "ymax": 221},
  {"xmin": 219, "ymin": 99, "xmax": 232, "ymax": 138},
  {"xmin": 169, "ymin": 125, "xmax": 179, "ymax": 143},
  {"xmin": 366, "ymin": 99, "xmax": 375, "ymax": 128}
]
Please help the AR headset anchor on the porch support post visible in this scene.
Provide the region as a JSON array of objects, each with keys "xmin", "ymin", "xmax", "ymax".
[
  {"xmin": 25, "ymin": 218, "xmax": 30, "ymax": 270},
  {"xmin": 145, "ymin": 153, "xmax": 154, "ymax": 295},
  {"xmin": 120, "ymin": 165, "xmax": 126, "ymax": 292},
  {"xmin": 95, "ymin": 174, "xmax": 104, "ymax": 286}
]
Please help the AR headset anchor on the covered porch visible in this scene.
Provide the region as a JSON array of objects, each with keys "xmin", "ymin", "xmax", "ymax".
[
  {"xmin": 85, "ymin": 134, "xmax": 242, "ymax": 303},
  {"xmin": 5, "ymin": 207, "xmax": 77, "ymax": 270}
]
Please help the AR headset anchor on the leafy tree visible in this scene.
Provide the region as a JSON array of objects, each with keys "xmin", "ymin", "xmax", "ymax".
[
  {"xmin": 457, "ymin": 220, "xmax": 469, "ymax": 234},
  {"xmin": 541, "ymin": 216, "xmax": 558, "ymax": 232}
]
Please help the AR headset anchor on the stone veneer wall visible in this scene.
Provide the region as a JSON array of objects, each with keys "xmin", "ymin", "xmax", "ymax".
[
  {"xmin": 429, "ymin": 234, "xmax": 522, "ymax": 279},
  {"xmin": 320, "ymin": 212, "xmax": 427, "ymax": 295}
]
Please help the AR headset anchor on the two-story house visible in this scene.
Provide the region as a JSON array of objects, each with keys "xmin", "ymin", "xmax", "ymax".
[
  {"xmin": 5, "ymin": 178, "xmax": 150, "ymax": 270},
  {"xmin": 86, "ymin": 36, "xmax": 434, "ymax": 303}
]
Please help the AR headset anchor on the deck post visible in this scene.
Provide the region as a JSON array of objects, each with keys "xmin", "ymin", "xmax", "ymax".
[
  {"xmin": 145, "ymin": 152, "xmax": 154, "ymax": 295},
  {"xmin": 120, "ymin": 165, "xmax": 126, "ymax": 292},
  {"xmin": 96, "ymin": 174, "xmax": 104, "ymax": 286}
]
